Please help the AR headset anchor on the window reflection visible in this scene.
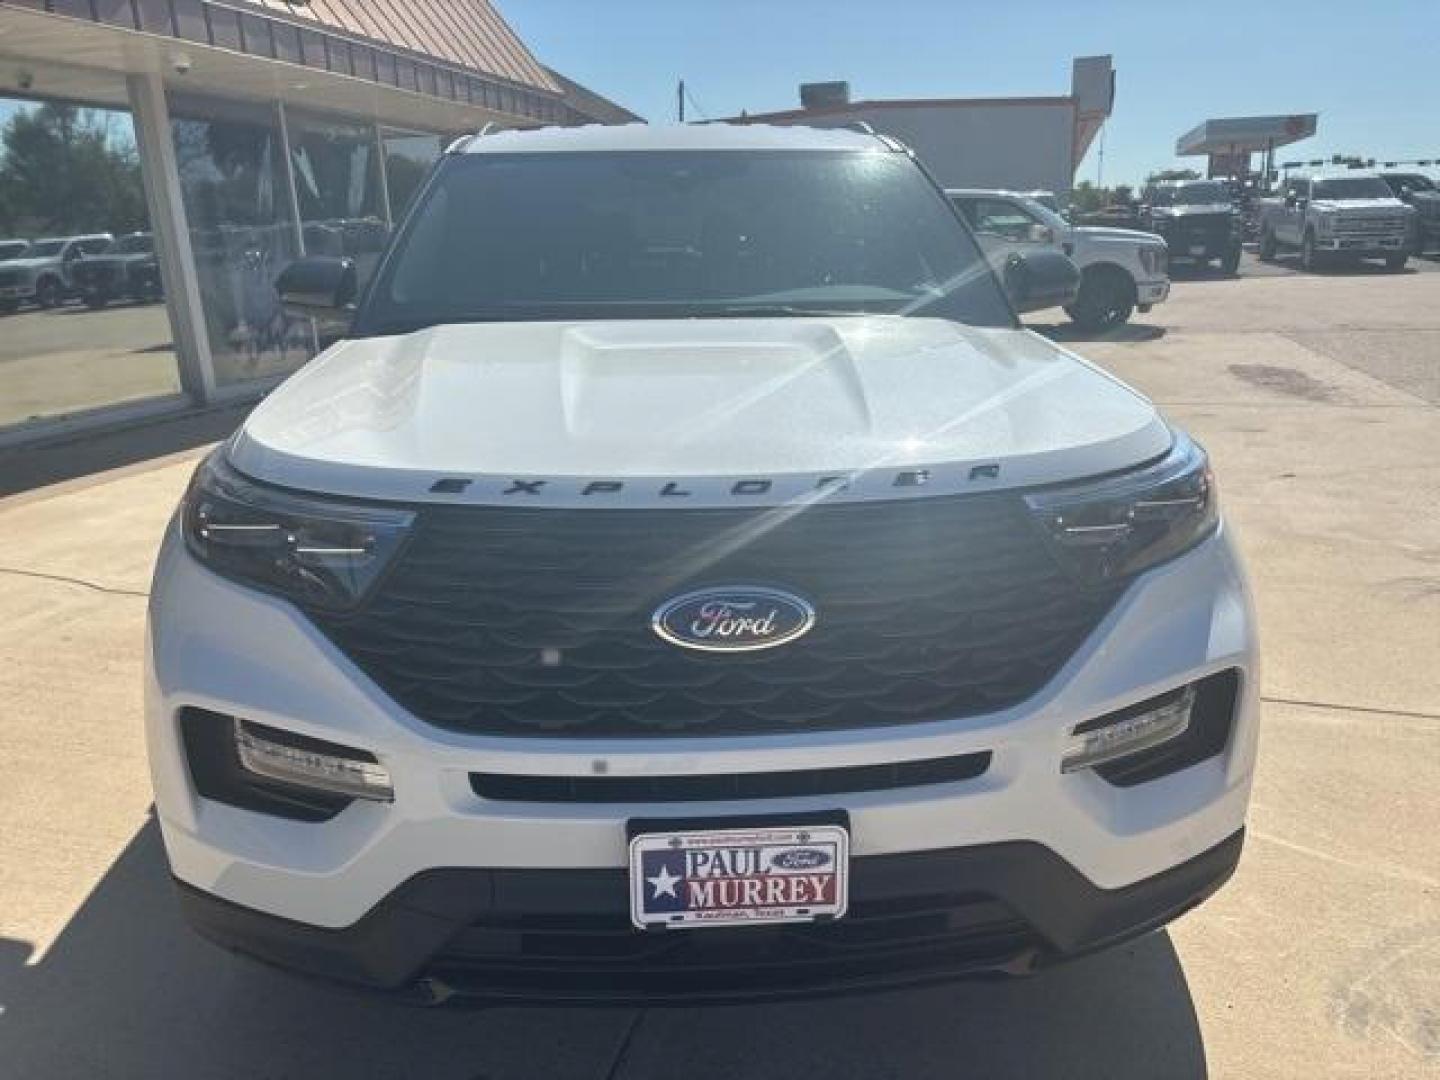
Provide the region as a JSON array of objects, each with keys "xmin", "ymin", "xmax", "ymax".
[
  {"xmin": 0, "ymin": 93, "xmax": 178, "ymax": 429},
  {"xmin": 286, "ymin": 110, "xmax": 387, "ymax": 291},
  {"xmin": 170, "ymin": 95, "xmax": 306, "ymax": 386},
  {"xmin": 381, "ymin": 130, "xmax": 443, "ymax": 221}
]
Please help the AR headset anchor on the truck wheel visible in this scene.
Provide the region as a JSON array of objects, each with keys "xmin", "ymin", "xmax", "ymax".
[
  {"xmin": 1066, "ymin": 267, "xmax": 1135, "ymax": 332},
  {"xmin": 1221, "ymin": 245, "xmax": 1242, "ymax": 275},
  {"xmin": 1384, "ymin": 253, "xmax": 1408, "ymax": 271},
  {"xmin": 1258, "ymin": 227, "xmax": 1277, "ymax": 261},
  {"xmin": 35, "ymin": 277, "xmax": 63, "ymax": 309},
  {"xmin": 1300, "ymin": 231, "xmax": 1321, "ymax": 273}
]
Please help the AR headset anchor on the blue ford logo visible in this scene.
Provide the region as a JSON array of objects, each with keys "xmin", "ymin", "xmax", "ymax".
[
  {"xmin": 652, "ymin": 586, "xmax": 816, "ymax": 653},
  {"xmin": 772, "ymin": 847, "xmax": 831, "ymax": 871}
]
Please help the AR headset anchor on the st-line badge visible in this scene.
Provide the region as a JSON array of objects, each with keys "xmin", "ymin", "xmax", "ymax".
[
  {"xmin": 629, "ymin": 825, "xmax": 850, "ymax": 930},
  {"xmin": 651, "ymin": 586, "xmax": 816, "ymax": 653}
]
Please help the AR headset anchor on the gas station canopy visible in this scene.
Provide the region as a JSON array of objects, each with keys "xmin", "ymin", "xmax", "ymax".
[{"xmin": 1177, "ymin": 115, "xmax": 1318, "ymax": 156}]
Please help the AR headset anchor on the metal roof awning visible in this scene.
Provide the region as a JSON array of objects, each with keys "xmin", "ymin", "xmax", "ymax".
[
  {"xmin": 1177, "ymin": 115, "xmax": 1317, "ymax": 156},
  {"xmin": 0, "ymin": 0, "xmax": 569, "ymax": 127}
]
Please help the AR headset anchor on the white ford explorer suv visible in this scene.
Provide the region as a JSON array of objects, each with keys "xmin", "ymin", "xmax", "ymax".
[
  {"xmin": 948, "ymin": 188, "xmax": 1170, "ymax": 332},
  {"xmin": 147, "ymin": 124, "xmax": 1257, "ymax": 1005}
]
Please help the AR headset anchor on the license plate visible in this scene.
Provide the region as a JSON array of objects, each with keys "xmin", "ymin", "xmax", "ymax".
[{"xmin": 629, "ymin": 824, "xmax": 849, "ymax": 930}]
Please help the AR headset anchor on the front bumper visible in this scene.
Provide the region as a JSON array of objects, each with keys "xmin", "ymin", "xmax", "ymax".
[
  {"xmin": 1137, "ymin": 278, "xmax": 1170, "ymax": 307},
  {"xmin": 176, "ymin": 828, "xmax": 1244, "ymax": 1003},
  {"xmin": 1315, "ymin": 235, "xmax": 1407, "ymax": 254},
  {"xmin": 147, "ymin": 517, "xmax": 1259, "ymax": 994}
]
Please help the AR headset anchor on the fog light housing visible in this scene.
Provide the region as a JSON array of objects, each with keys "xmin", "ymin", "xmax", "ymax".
[
  {"xmin": 235, "ymin": 720, "xmax": 393, "ymax": 802},
  {"xmin": 1062, "ymin": 686, "xmax": 1195, "ymax": 774}
]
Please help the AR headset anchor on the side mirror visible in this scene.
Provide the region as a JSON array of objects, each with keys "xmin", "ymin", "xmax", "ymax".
[
  {"xmin": 1001, "ymin": 250, "xmax": 1080, "ymax": 314},
  {"xmin": 275, "ymin": 256, "xmax": 357, "ymax": 324}
]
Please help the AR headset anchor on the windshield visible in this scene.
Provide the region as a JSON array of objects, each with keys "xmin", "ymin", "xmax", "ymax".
[
  {"xmin": 1019, "ymin": 197, "xmax": 1069, "ymax": 233},
  {"xmin": 1383, "ymin": 173, "xmax": 1436, "ymax": 194},
  {"xmin": 1152, "ymin": 182, "xmax": 1231, "ymax": 206},
  {"xmin": 114, "ymin": 234, "xmax": 153, "ymax": 254},
  {"xmin": 27, "ymin": 240, "xmax": 65, "ymax": 257},
  {"xmin": 1312, "ymin": 177, "xmax": 1394, "ymax": 200},
  {"xmin": 357, "ymin": 150, "xmax": 1013, "ymax": 335}
]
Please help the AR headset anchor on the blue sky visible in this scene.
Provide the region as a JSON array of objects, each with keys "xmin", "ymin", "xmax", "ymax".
[{"xmin": 505, "ymin": 0, "xmax": 1440, "ymax": 187}]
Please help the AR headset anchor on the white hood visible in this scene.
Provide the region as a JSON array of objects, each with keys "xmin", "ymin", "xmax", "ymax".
[
  {"xmin": 1073, "ymin": 225, "xmax": 1160, "ymax": 243},
  {"xmin": 229, "ymin": 317, "xmax": 1171, "ymax": 506}
]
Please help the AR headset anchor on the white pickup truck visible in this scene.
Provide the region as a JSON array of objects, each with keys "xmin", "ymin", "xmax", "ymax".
[
  {"xmin": 948, "ymin": 189, "xmax": 1170, "ymax": 332},
  {"xmin": 1258, "ymin": 171, "xmax": 1414, "ymax": 271}
]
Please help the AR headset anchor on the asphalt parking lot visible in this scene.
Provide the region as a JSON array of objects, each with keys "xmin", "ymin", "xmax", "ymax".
[{"xmin": 1, "ymin": 256, "xmax": 1437, "ymax": 1078}]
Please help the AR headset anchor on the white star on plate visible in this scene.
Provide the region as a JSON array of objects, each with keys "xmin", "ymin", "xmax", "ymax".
[{"xmin": 647, "ymin": 863, "xmax": 681, "ymax": 900}]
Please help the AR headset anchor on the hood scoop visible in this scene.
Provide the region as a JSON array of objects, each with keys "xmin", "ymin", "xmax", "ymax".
[{"xmin": 557, "ymin": 321, "xmax": 873, "ymax": 442}]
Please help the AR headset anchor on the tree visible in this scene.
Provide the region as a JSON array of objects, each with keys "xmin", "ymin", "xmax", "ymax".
[
  {"xmin": 1145, "ymin": 167, "xmax": 1202, "ymax": 184},
  {"xmin": 0, "ymin": 103, "xmax": 148, "ymax": 236}
]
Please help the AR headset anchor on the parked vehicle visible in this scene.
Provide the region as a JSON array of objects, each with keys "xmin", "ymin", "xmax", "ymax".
[
  {"xmin": 1138, "ymin": 180, "xmax": 1242, "ymax": 274},
  {"xmin": 71, "ymin": 232, "xmax": 163, "ymax": 309},
  {"xmin": 1258, "ymin": 172, "xmax": 1413, "ymax": 271},
  {"xmin": 949, "ymin": 188, "xmax": 1170, "ymax": 331},
  {"xmin": 147, "ymin": 124, "xmax": 1257, "ymax": 1004},
  {"xmin": 1378, "ymin": 171, "xmax": 1440, "ymax": 255},
  {"xmin": 1073, "ymin": 204, "xmax": 1145, "ymax": 232},
  {"xmin": 0, "ymin": 233, "xmax": 114, "ymax": 313},
  {"xmin": 0, "ymin": 239, "xmax": 31, "ymax": 262},
  {"xmin": 1016, "ymin": 189, "xmax": 1060, "ymax": 212}
]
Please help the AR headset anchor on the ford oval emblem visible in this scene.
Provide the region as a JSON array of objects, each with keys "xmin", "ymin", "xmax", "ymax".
[
  {"xmin": 772, "ymin": 847, "xmax": 831, "ymax": 871},
  {"xmin": 652, "ymin": 586, "xmax": 816, "ymax": 653}
]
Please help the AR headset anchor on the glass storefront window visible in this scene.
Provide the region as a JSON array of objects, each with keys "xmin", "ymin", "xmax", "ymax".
[
  {"xmin": 381, "ymin": 130, "xmax": 443, "ymax": 222},
  {"xmin": 285, "ymin": 110, "xmax": 388, "ymax": 291},
  {"xmin": 0, "ymin": 92, "xmax": 179, "ymax": 429},
  {"xmin": 170, "ymin": 94, "xmax": 303, "ymax": 387}
]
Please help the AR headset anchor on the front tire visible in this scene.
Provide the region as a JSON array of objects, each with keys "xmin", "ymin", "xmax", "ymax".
[
  {"xmin": 1301, "ymin": 231, "xmax": 1321, "ymax": 273},
  {"xmin": 1258, "ymin": 226, "xmax": 1277, "ymax": 261},
  {"xmin": 34, "ymin": 277, "xmax": 63, "ymax": 309},
  {"xmin": 1221, "ymin": 245, "xmax": 1242, "ymax": 275},
  {"xmin": 1065, "ymin": 267, "xmax": 1135, "ymax": 332}
]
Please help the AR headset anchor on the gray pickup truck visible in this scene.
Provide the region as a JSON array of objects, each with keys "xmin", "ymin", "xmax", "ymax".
[{"xmin": 1258, "ymin": 172, "xmax": 1413, "ymax": 271}]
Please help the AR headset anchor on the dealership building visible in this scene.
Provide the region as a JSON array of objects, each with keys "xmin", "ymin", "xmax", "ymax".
[
  {"xmin": 0, "ymin": 0, "xmax": 633, "ymax": 449},
  {"xmin": 729, "ymin": 56, "xmax": 1115, "ymax": 201}
]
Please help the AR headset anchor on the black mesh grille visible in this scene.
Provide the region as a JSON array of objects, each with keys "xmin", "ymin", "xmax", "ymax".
[{"xmin": 307, "ymin": 495, "xmax": 1123, "ymax": 737}]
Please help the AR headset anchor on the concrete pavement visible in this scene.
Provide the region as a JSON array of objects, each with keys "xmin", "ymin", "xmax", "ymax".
[{"xmin": 1, "ymin": 261, "xmax": 1437, "ymax": 1078}]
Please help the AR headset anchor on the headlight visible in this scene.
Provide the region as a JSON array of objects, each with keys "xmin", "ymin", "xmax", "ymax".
[
  {"xmin": 1139, "ymin": 245, "xmax": 1166, "ymax": 275},
  {"xmin": 1025, "ymin": 432, "xmax": 1218, "ymax": 586},
  {"xmin": 182, "ymin": 451, "xmax": 414, "ymax": 610}
]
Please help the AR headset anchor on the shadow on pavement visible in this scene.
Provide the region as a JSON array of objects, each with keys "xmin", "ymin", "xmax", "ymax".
[
  {"xmin": 1258, "ymin": 254, "xmax": 1417, "ymax": 277},
  {"xmin": 0, "ymin": 821, "xmax": 1208, "ymax": 1080},
  {"xmin": 1032, "ymin": 321, "xmax": 1168, "ymax": 345},
  {"xmin": 1168, "ymin": 263, "xmax": 1241, "ymax": 282}
]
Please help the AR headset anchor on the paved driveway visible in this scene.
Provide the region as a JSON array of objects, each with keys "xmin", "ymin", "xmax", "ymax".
[{"xmin": 2, "ymin": 266, "xmax": 1437, "ymax": 1078}]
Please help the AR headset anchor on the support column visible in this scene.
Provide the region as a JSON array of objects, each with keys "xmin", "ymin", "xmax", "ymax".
[
  {"xmin": 127, "ymin": 71, "xmax": 215, "ymax": 404},
  {"xmin": 373, "ymin": 122, "xmax": 395, "ymax": 228}
]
